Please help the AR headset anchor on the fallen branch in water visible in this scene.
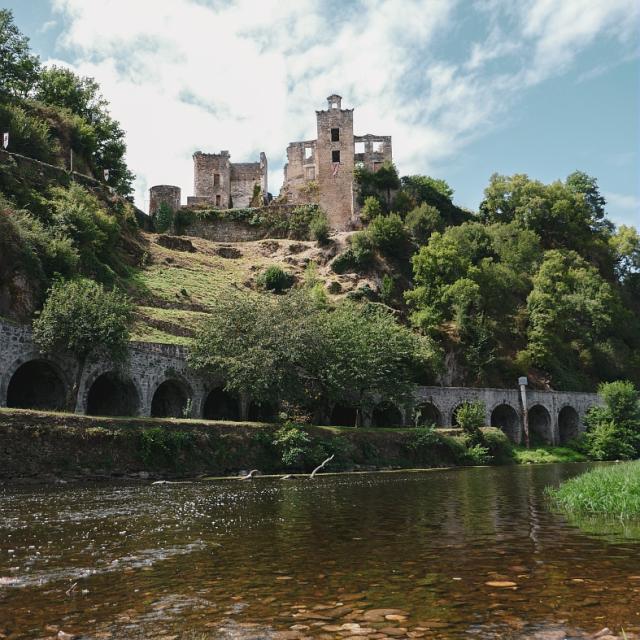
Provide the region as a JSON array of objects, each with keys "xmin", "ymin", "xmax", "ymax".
[
  {"xmin": 240, "ymin": 469, "xmax": 260, "ymax": 480},
  {"xmin": 309, "ymin": 454, "xmax": 334, "ymax": 479}
]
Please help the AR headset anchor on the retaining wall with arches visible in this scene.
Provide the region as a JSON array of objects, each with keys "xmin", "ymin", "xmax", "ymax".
[{"xmin": 0, "ymin": 320, "xmax": 601, "ymax": 443}]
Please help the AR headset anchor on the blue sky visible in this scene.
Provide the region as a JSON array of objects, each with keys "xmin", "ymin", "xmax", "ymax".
[{"xmin": 5, "ymin": 0, "xmax": 639, "ymax": 227}]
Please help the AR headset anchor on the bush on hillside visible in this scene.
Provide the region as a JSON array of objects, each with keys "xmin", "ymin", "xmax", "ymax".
[
  {"xmin": 257, "ymin": 265, "xmax": 294, "ymax": 293},
  {"xmin": 310, "ymin": 212, "xmax": 330, "ymax": 244},
  {"xmin": 406, "ymin": 203, "xmax": 443, "ymax": 244}
]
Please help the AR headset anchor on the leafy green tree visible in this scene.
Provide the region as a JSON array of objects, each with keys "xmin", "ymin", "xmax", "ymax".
[
  {"xmin": 32, "ymin": 278, "xmax": 133, "ymax": 409},
  {"xmin": 521, "ymin": 249, "xmax": 617, "ymax": 387},
  {"xmin": 155, "ymin": 201, "xmax": 173, "ymax": 233},
  {"xmin": 367, "ymin": 213, "xmax": 408, "ymax": 257},
  {"xmin": 405, "ymin": 203, "xmax": 443, "ymax": 244},
  {"xmin": 456, "ymin": 401, "xmax": 486, "ymax": 439},
  {"xmin": 401, "ymin": 175, "xmax": 469, "ymax": 226},
  {"xmin": 565, "ymin": 170, "xmax": 608, "ymax": 231},
  {"xmin": 33, "ymin": 65, "xmax": 134, "ymax": 195},
  {"xmin": 584, "ymin": 381, "xmax": 640, "ymax": 460},
  {"xmin": 0, "ymin": 10, "xmax": 40, "ymax": 97}
]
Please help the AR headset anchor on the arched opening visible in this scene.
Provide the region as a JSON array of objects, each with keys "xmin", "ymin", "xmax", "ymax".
[
  {"xmin": 559, "ymin": 406, "xmax": 580, "ymax": 444},
  {"xmin": 151, "ymin": 380, "xmax": 191, "ymax": 418},
  {"xmin": 86, "ymin": 372, "xmax": 139, "ymax": 417},
  {"xmin": 202, "ymin": 386, "xmax": 240, "ymax": 421},
  {"xmin": 6, "ymin": 360, "xmax": 66, "ymax": 411},
  {"xmin": 413, "ymin": 402, "xmax": 442, "ymax": 427},
  {"xmin": 491, "ymin": 403, "xmax": 521, "ymax": 443},
  {"xmin": 529, "ymin": 404, "xmax": 552, "ymax": 445},
  {"xmin": 330, "ymin": 404, "xmax": 358, "ymax": 428},
  {"xmin": 248, "ymin": 401, "xmax": 276, "ymax": 423},
  {"xmin": 372, "ymin": 402, "xmax": 403, "ymax": 428}
]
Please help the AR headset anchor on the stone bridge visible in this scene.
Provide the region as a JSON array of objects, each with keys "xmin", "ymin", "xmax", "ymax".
[{"xmin": 0, "ymin": 320, "xmax": 600, "ymax": 445}]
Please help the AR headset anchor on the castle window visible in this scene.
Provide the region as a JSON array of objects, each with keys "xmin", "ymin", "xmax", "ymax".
[
  {"xmin": 372, "ymin": 161, "xmax": 382, "ymax": 172},
  {"xmin": 304, "ymin": 146, "xmax": 313, "ymax": 160},
  {"xmin": 332, "ymin": 150, "xmax": 341, "ymax": 163},
  {"xmin": 331, "ymin": 102, "xmax": 338, "ymax": 109},
  {"xmin": 214, "ymin": 173, "xmax": 220, "ymax": 186},
  {"xmin": 331, "ymin": 128, "xmax": 340, "ymax": 142},
  {"xmin": 215, "ymin": 194, "xmax": 221, "ymax": 206},
  {"xmin": 354, "ymin": 141, "xmax": 365, "ymax": 154},
  {"xmin": 305, "ymin": 166, "xmax": 315, "ymax": 180},
  {"xmin": 373, "ymin": 141, "xmax": 384, "ymax": 153}
]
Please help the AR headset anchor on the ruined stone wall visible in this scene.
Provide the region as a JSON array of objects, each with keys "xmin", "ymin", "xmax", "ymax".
[
  {"xmin": 193, "ymin": 151, "xmax": 231, "ymax": 207},
  {"xmin": 149, "ymin": 185, "xmax": 181, "ymax": 216},
  {"xmin": 354, "ymin": 135, "xmax": 393, "ymax": 171},
  {"xmin": 316, "ymin": 103, "xmax": 355, "ymax": 230},
  {"xmin": 282, "ymin": 140, "xmax": 318, "ymax": 204},
  {"xmin": 230, "ymin": 162, "xmax": 263, "ymax": 208}
]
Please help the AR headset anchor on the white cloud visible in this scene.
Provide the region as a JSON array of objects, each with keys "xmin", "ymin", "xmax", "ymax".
[
  {"xmin": 48, "ymin": 0, "xmax": 638, "ymax": 212},
  {"xmin": 604, "ymin": 192, "xmax": 640, "ymax": 228}
]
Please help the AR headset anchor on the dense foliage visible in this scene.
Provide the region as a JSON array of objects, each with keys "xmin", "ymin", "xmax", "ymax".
[
  {"xmin": 33, "ymin": 278, "xmax": 133, "ymax": 407},
  {"xmin": 582, "ymin": 381, "xmax": 640, "ymax": 460},
  {"xmin": 188, "ymin": 289, "xmax": 440, "ymax": 420},
  {"xmin": 0, "ymin": 10, "xmax": 134, "ymax": 195}
]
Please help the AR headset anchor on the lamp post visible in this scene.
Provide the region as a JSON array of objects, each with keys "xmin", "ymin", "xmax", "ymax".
[{"xmin": 519, "ymin": 376, "xmax": 530, "ymax": 449}]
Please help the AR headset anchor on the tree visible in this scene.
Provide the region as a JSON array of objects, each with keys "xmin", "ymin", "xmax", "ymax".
[
  {"xmin": 33, "ymin": 65, "xmax": 135, "ymax": 196},
  {"xmin": 521, "ymin": 249, "xmax": 617, "ymax": 387},
  {"xmin": 317, "ymin": 302, "xmax": 439, "ymax": 424},
  {"xmin": 565, "ymin": 170, "xmax": 608, "ymax": 230},
  {"xmin": 583, "ymin": 380, "xmax": 640, "ymax": 460},
  {"xmin": 405, "ymin": 203, "xmax": 443, "ymax": 244},
  {"xmin": 32, "ymin": 278, "xmax": 133, "ymax": 410},
  {"xmin": 367, "ymin": 213, "xmax": 408, "ymax": 257},
  {"xmin": 0, "ymin": 10, "xmax": 40, "ymax": 97}
]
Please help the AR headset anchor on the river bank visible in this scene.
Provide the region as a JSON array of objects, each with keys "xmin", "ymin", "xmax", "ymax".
[{"xmin": 0, "ymin": 408, "xmax": 484, "ymax": 482}]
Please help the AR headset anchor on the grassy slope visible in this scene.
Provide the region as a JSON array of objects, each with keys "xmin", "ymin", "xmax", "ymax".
[
  {"xmin": 126, "ymin": 231, "xmax": 381, "ymax": 344},
  {"xmin": 514, "ymin": 446, "xmax": 587, "ymax": 464}
]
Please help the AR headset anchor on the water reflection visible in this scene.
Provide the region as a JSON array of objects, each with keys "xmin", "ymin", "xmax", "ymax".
[{"xmin": 0, "ymin": 464, "xmax": 639, "ymax": 639}]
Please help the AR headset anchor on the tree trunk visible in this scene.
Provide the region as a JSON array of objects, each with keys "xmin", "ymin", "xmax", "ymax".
[{"xmin": 67, "ymin": 357, "xmax": 85, "ymax": 413}]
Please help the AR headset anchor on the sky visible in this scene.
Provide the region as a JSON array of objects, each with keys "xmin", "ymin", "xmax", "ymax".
[{"xmin": 5, "ymin": 0, "xmax": 640, "ymax": 227}]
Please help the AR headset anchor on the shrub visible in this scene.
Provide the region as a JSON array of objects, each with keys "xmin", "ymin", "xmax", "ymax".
[
  {"xmin": 463, "ymin": 443, "xmax": 492, "ymax": 465},
  {"xmin": 480, "ymin": 427, "xmax": 515, "ymax": 464},
  {"xmin": 380, "ymin": 274, "xmax": 394, "ymax": 304},
  {"xmin": 360, "ymin": 195, "xmax": 383, "ymax": 222},
  {"xmin": 0, "ymin": 102, "xmax": 57, "ymax": 162},
  {"xmin": 367, "ymin": 213, "xmax": 408, "ymax": 257},
  {"xmin": 456, "ymin": 401, "xmax": 486, "ymax": 440},
  {"xmin": 331, "ymin": 232, "xmax": 374, "ymax": 274},
  {"xmin": 310, "ymin": 212, "xmax": 330, "ymax": 244},
  {"xmin": 406, "ymin": 203, "xmax": 443, "ymax": 244},
  {"xmin": 272, "ymin": 422, "xmax": 312, "ymax": 469},
  {"xmin": 155, "ymin": 202, "xmax": 173, "ymax": 233},
  {"xmin": 257, "ymin": 265, "xmax": 293, "ymax": 293}
]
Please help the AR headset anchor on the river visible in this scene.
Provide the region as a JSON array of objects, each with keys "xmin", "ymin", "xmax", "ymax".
[{"xmin": 1, "ymin": 464, "xmax": 639, "ymax": 639}]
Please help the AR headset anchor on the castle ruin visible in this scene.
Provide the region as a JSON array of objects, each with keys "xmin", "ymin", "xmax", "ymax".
[
  {"xmin": 149, "ymin": 94, "xmax": 392, "ymax": 232},
  {"xmin": 281, "ymin": 94, "xmax": 392, "ymax": 230}
]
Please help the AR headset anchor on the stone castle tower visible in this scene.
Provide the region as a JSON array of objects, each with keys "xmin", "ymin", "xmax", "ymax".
[{"xmin": 282, "ymin": 95, "xmax": 392, "ymax": 230}]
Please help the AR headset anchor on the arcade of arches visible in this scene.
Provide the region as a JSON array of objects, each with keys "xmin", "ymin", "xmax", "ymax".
[{"xmin": 7, "ymin": 360, "xmax": 67, "ymax": 411}]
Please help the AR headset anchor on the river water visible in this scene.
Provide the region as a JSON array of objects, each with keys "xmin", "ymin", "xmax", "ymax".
[{"xmin": 1, "ymin": 464, "xmax": 639, "ymax": 639}]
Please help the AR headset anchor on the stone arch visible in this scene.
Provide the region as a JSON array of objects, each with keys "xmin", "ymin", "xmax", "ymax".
[
  {"xmin": 202, "ymin": 386, "xmax": 240, "ymax": 421},
  {"xmin": 330, "ymin": 404, "xmax": 359, "ymax": 428},
  {"xmin": 413, "ymin": 402, "xmax": 443, "ymax": 427},
  {"xmin": 372, "ymin": 401, "xmax": 403, "ymax": 428},
  {"xmin": 6, "ymin": 359, "xmax": 68, "ymax": 411},
  {"xmin": 248, "ymin": 400, "xmax": 277, "ymax": 423},
  {"xmin": 558, "ymin": 405, "xmax": 580, "ymax": 444},
  {"xmin": 529, "ymin": 404, "xmax": 553, "ymax": 445},
  {"xmin": 490, "ymin": 403, "xmax": 521, "ymax": 443},
  {"xmin": 151, "ymin": 378, "xmax": 192, "ymax": 418},
  {"xmin": 86, "ymin": 371, "xmax": 140, "ymax": 417}
]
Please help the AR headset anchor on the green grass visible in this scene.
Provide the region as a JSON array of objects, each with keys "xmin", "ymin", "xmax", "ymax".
[
  {"xmin": 547, "ymin": 461, "xmax": 640, "ymax": 519},
  {"xmin": 514, "ymin": 446, "xmax": 587, "ymax": 464}
]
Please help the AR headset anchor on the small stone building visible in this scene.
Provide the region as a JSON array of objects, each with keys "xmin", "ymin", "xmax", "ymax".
[
  {"xmin": 187, "ymin": 150, "xmax": 268, "ymax": 209},
  {"xmin": 281, "ymin": 95, "xmax": 393, "ymax": 230}
]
